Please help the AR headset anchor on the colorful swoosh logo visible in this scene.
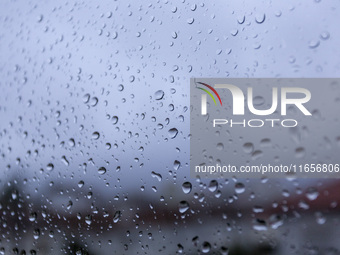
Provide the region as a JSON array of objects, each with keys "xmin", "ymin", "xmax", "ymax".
[{"xmin": 196, "ymin": 82, "xmax": 223, "ymax": 106}]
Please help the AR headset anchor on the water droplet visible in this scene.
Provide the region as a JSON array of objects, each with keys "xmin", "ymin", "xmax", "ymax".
[
  {"xmin": 118, "ymin": 84, "xmax": 124, "ymax": 91},
  {"xmin": 208, "ymin": 180, "xmax": 218, "ymax": 192},
  {"xmin": 320, "ymin": 31, "xmax": 330, "ymax": 40},
  {"xmin": 37, "ymin": 15, "xmax": 43, "ymax": 23},
  {"xmin": 113, "ymin": 211, "xmax": 121, "ymax": 223},
  {"xmin": 177, "ymin": 244, "xmax": 184, "ymax": 253},
  {"xmin": 78, "ymin": 181, "xmax": 84, "ymax": 188},
  {"xmin": 112, "ymin": 116, "xmax": 119, "ymax": 124},
  {"xmin": 11, "ymin": 190, "xmax": 18, "ymax": 200},
  {"xmin": 237, "ymin": 15, "xmax": 245, "ymax": 24},
  {"xmin": 275, "ymin": 10, "xmax": 282, "ymax": 17},
  {"xmin": 187, "ymin": 18, "xmax": 194, "ymax": 24},
  {"xmin": 168, "ymin": 104, "xmax": 174, "ymax": 111},
  {"xmin": 85, "ymin": 215, "xmax": 92, "ymax": 225},
  {"xmin": 230, "ymin": 29, "xmax": 238, "ymax": 36},
  {"xmin": 216, "ymin": 143, "xmax": 224, "ymax": 151},
  {"xmin": 154, "ymin": 90, "xmax": 164, "ymax": 100},
  {"xmin": 90, "ymin": 97, "xmax": 98, "ymax": 106},
  {"xmin": 61, "ymin": 156, "xmax": 69, "ymax": 166},
  {"xmin": 269, "ymin": 214, "xmax": 283, "ymax": 229},
  {"xmin": 235, "ymin": 183, "xmax": 245, "ymax": 194},
  {"xmin": 46, "ymin": 163, "xmax": 54, "ymax": 171},
  {"xmin": 295, "ymin": 147, "xmax": 305, "ymax": 158},
  {"xmin": 105, "ymin": 143, "xmax": 111, "ymax": 150},
  {"xmin": 306, "ymin": 187, "xmax": 319, "ymax": 201},
  {"xmin": 174, "ymin": 160, "xmax": 181, "ymax": 170},
  {"xmin": 298, "ymin": 200, "xmax": 310, "ymax": 210},
  {"xmin": 151, "ymin": 171, "xmax": 162, "ymax": 181},
  {"xmin": 182, "ymin": 182, "xmax": 192, "ymax": 194},
  {"xmin": 221, "ymin": 246, "xmax": 229, "ymax": 255},
  {"xmin": 106, "ymin": 11, "xmax": 112, "ymax": 18},
  {"xmin": 67, "ymin": 200, "xmax": 73, "ymax": 210},
  {"xmin": 253, "ymin": 96, "xmax": 265, "ymax": 106},
  {"xmin": 253, "ymin": 206, "xmax": 264, "ymax": 213},
  {"xmin": 315, "ymin": 212, "xmax": 326, "ymax": 224},
  {"xmin": 83, "ymin": 94, "xmax": 90, "ymax": 103},
  {"xmin": 309, "ymin": 40, "xmax": 320, "ymax": 49},
  {"xmin": 33, "ymin": 229, "xmax": 40, "ymax": 239},
  {"xmin": 29, "ymin": 212, "xmax": 37, "ymax": 222},
  {"xmin": 68, "ymin": 138, "xmax": 75, "ymax": 147},
  {"xmin": 92, "ymin": 132, "xmax": 100, "ymax": 140},
  {"xmin": 253, "ymin": 219, "xmax": 267, "ymax": 231},
  {"xmin": 171, "ymin": 32, "xmax": 178, "ymax": 39},
  {"xmin": 168, "ymin": 128, "xmax": 178, "ymax": 138},
  {"xmin": 87, "ymin": 192, "xmax": 92, "ymax": 199},
  {"xmin": 255, "ymin": 13, "xmax": 266, "ymax": 24},
  {"xmin": 243, "ymin": 143, "xmax": 254, "ymax": 153},
  {"xmin": 178, "ymin": 201, "xmax": 190, "ymax": 213},
  {"xmin": 252, "ymin": 150, "xmax": 263, "ymax": 160},
  {"xmin": 98, "ymin": 167, "xmax": 106, "ymax": 175},
  {"xmin": 190, "ymin": 4, "xmax": 197, "ymax": 11},
  {"xmin": 201, "ymin": 242, "xmax": 211, "ymax": 253},
  {"xmin": 253, "ymin": 42, "xmax": 261, "ymax": 49},
  {"xmin": 260, "ymin": 138, "xmax": 271, "ymax": 147}
]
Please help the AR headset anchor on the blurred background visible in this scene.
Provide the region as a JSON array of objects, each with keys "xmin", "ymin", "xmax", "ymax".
[{"xmin": 1, "ymin": 0, "xmax": 340, "ymax": 254}]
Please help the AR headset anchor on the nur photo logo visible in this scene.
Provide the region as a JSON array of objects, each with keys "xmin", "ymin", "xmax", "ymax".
[{"xmin": 194, "ymin": 79, "xmax": 312, "ymax": 128}]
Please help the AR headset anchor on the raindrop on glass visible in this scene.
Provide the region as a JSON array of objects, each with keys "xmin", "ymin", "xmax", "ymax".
[
  {"xmin": 255, "ymin": 13, "xmax": 266, "ymax": 24},
  {"xmin": 178, "ymin": 201, "xmax": 190, "ymax": 213},
  {"xmin": 182, "ymin": 182, "xmax": 192, "ymax": 194},
  {"xmin": 154, "ymin": 90, "xmax": 164, "ymax": 100},
  {"xmin": 168, "ymin": 128, "xmax": 178, "ymax": 138},
  {"xmin": 98, "ymin": 167, "xmax": 107, "ymax": 175}
]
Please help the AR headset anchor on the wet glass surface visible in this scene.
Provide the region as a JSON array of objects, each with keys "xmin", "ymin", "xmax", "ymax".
[{"xmin": 0, "ymin": 0, "xmax": 340, "ymax": 254}]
